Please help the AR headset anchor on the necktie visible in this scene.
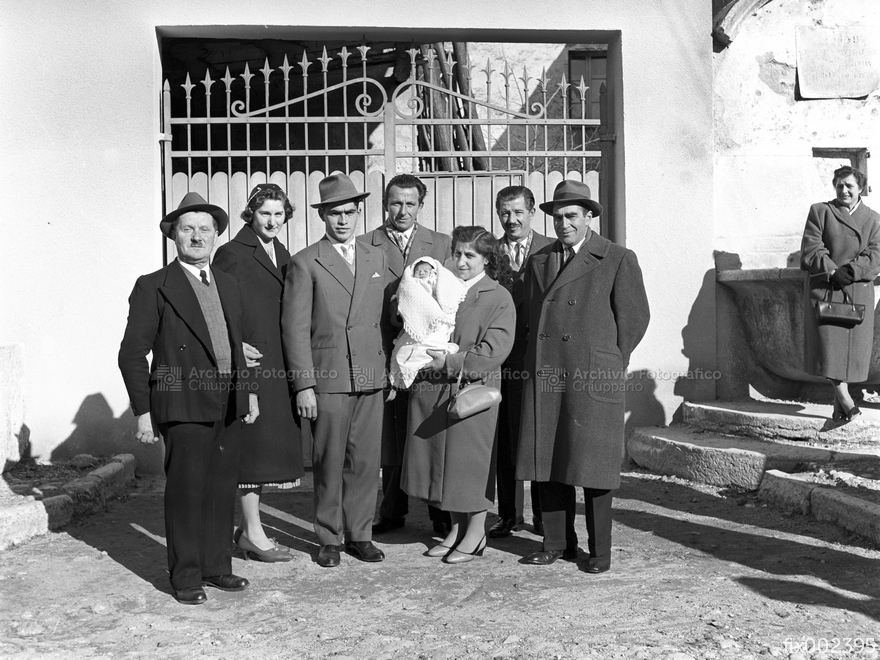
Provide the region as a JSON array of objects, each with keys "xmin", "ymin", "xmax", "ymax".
[
  {"xmin": 199, "ymin": 269, "xmax": 209, "ymax": 286},
  {"xmin": 564, "ymin": 247, "xmax": 575, "ymax": 266},
  {"xmin": 340, "ymin": 244, "xmax": 355, "ymax": 274},
  {"xmin": 514, "ymin": 242, "xmax": 524, "ymax": 269}
]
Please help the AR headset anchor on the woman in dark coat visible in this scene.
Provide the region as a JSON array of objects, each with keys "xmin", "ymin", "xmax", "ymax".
[
  {"xmin": 213, "ymin": 183, "xmax": 304, "ymax": 561},
  {"xmin": 801, "ymin": 166, "xmax": 880, "ymax": 421},
  {"xmin": 401, "ymin": 226, "xmax": 515, "ymax": 564}
]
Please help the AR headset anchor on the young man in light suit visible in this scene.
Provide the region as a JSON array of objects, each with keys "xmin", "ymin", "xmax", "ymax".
[{"xmin": 281, "ymin": 174, "xmax": 388, "ymax": 568}]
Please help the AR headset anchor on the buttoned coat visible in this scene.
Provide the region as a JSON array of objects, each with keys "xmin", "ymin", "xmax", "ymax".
[
  {"xmin": 366, "ymin": 225, "xmax": 453, "ymax": 465},
  {"xmin": 118, "ymin": 261, "xmax": 252, "ymax": 423},
  {"xmin": 212, "ymin": 225, "xmax": 304, "ymax": 484},
  {"xmin": 800, "ymin": 200, "xmax": 880, "ymax": 381},
  {"xmin": 515, "ymin": 231, "xmax": 650, "ymax": 489},
  {"xmin": 401, "ymin": 275, "xmax": 515, "ymax": 512},
  {"xmin": 281, "ymin": 236, "xmax": 387, "ymax": 394}
]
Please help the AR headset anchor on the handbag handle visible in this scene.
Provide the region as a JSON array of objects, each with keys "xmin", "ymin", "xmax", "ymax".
[
  {"xmin": 453, "ymin": 349, "xmax": 484, "ymax": 391},
  {"xmin": 824, "ymin": 286, "xmax": 857, "ymax": 308}
]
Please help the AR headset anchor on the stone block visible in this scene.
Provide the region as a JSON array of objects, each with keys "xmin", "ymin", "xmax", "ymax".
[
  {"xmin": 811, "ymin": 487, "xmax": 880, "ymax": 546},
  {"xmin": 758, "ymin": 469, "xmax": 816, "ymax": 515},
  {"xmin": 43, "ymin": 494, "xmax": 74, "ymax": 531},
  {"xmin": 0, "ymin": 500, "xmax": 49, "ymax": 550},
  {"xmin": 109, "ymin": 454, "xmax": 137, "ymax": 483},
  {"xmin": 61, "ymin": 475, "xmax": 105, "ymax": 515},
  {"xmin": 628, "ymin": 428, "xmax": 766, "ymax": 489}
]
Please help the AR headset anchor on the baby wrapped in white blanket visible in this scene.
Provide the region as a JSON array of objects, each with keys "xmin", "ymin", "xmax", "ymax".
[{"xmin": 389, "ymin": 256, "xmax": 467, "ymax": 390}]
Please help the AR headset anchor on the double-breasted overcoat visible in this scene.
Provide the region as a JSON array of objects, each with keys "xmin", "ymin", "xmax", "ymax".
[
  {"xmin": 212, "ymin": 224, "xmax": 304, "ymax": 485},
  {"xmin": 401, "ymin": 274, "xmax": 515, "ymax": 512},
  {"xmin": 515, "ymin": 232, "xmax": 650, "ymax": 490},
  {"xmin": 800, "ymin": 199, "xmax": 880, "ymax": 382}
]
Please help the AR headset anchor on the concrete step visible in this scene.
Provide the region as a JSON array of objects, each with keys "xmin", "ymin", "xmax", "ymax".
[
  {"xmin": 627, "ymin": 425, "xmax": 880, "ymax": 490},
  {"xmin": 682, "ymin": 400, "xmax": 880, "ymax": 445}
]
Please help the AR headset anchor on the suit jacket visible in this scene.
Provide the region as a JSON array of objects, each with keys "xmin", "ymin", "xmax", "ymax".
[
  {"xmin": 118, "ymin": 261, "xmax": 252, "ymax": 424},
  {"xmin": 366, "ymin": 225, "xmax": 453, "ymax": 354},
  {"xmin": 515, "ymin": 231, "xmax": 650, "ymax": 489},
  {"xmin": 498, "ymin": 230, "xmax": 555, "ymax": 372},
  {"xmin": 281, "ymin": 236, "xmax": 387, "ymax": 394}
]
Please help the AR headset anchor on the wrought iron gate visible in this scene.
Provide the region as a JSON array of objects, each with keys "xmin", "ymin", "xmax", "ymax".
[{"xmin": 161, "ymin": 43, "xmax": 608, "ymax": 259}]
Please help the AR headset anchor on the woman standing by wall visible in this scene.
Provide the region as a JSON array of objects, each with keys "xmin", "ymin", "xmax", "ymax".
[{"xmin": 801, "ymin": 166, "xmax": 880, "ymax": 421}]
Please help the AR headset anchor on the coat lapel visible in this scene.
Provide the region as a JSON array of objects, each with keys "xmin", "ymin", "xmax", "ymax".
[
  {"xmin": 457, "ymin": 274, "xmax": 497, "ymax": 315},
  {"xmin": 829, "ymin": 200, "xmax": 864, "ymax": 240},
  {"xmin": 371, "ymin": 228, "xmax": 404, "ymax": 278},
  {"xmin": 349, "ymin": 242, "xmax": 376, "ymax": 320},
  {"xmin": 160, "ymin": 262, "xmax": 216, "ymax": 363},
  {"xmin": 546, "ymin": 231, "xmax": 607, "ymax": 296},
  {"xmin": 233, "ymin": 225, "xmax": 284, "ymax": 283},
  {"xmin": 316, "ymin": 238, "xmax": 354, "ymax": 294}
]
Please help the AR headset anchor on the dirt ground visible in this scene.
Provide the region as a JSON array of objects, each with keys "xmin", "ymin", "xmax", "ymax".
[{"xmin": 1, "ymin": 469, "xmax": 879, "ymax": 660}]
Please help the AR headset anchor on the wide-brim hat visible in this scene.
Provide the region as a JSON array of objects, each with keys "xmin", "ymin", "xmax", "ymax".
[
  {"xmin": 310, "ymin": 173, "xmax": 370, "ymax": 209},
  {"xmin": 538, "ymin": 180, "xmax": 603, "ymax": 217},
  {"xmin": 160, "ymin": 192, "xmax": 229, "ymax": 238}
]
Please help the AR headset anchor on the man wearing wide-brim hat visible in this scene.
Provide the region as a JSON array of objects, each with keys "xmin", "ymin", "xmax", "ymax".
[
  {"xmin": 119, "ymin": 192, "xmax": 259, "ymax": 605},
  {"xmin": 281, "ymin": 173, "xmax": 389, "ymax": 568},
  {"xmin": 515, "ymin": 179, "xmax": 650, "ymax": 574}
]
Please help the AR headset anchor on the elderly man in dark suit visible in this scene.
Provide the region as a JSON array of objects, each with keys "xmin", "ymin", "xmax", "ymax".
[
  {"xmin": 281, "ymin": 174, "xmax": 388, "ymax": 568},
  {"xmin": 365, "ymin": 173, "xmax": 453, "ymax": 536},
  {"xmin": 119, "ymin": 193, "xmax": 259, "ymax": 605},
  {"xmin": 516, "ymin": 180, "xmax": 649, "ymax": 573},
  {"xmin": 489, "ymin": 185, "xmax": 553, "ymax": 539}
]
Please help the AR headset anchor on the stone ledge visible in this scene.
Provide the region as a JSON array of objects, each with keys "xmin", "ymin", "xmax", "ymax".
[
  {"xmin": 812, "ymin": 486, "xmax": 880, "ymax": 546},
  {"xmin": 627, "ymin": 427, "xmax": 767, "ymax": 489},
  {"xmin": 758, "ymin": 469, "xmax": 816, "ymax": 515},
  {"xmin": 0, "ymin": 453, "xmax": 136, "ymax": 551}
]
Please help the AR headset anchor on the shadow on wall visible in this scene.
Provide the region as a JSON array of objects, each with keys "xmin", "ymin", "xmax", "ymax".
[
  {"xmin": 50, "ymin": 393, "xmax": 162, "ymax": 475},
  {"xmin": 674, "ymin": 269, "xmax": 719, "ymax": 412},
  {"xmin": 625, "ymin": 369, "xmax": 665, "ymax": 432}
]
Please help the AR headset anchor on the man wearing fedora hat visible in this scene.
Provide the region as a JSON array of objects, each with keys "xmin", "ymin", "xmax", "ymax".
[
  {"xmin": 281, "ymin": 173, "xmax": 388, "ymax": 568},
  {"xmin": 119, "ymin": 192, "xmax": 259, "ymax": 604},
  {"xmin": 515, "ymin": 179, "xmax": 649, "ymax": 574}
]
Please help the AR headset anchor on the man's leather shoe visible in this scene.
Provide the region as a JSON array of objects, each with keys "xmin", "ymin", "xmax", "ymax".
[
  {"xmin": 488, "ymin": 516, "xmax": 525, "ymax": 538},
  {"xmin": 173, "ymin": 586, "xmax": 207, "ymax": 605},
  {"xmin": 585, "ymin": 555, "xmax": 611, "ymax": 574},
  {"xmin": 523, "ymin": 546, "xmax": 578, "ymax": 565},
  {"xmin": 372, "ymin": 517, "xmax": 405, "ymax": 534},
  {"xmin": 533, "ymin": 517, "xmax": 544, "ymax": 537},
  {"xmin": 316, "ymin": 544, "xmax": 341, "ymax": 567},
  {"xmin": 345, "ymin": 541, "xmax": 385, "ymax": 562},
  {"xmin": 202, "ymin": 574, "xmax": 249, "ymax": 592}
]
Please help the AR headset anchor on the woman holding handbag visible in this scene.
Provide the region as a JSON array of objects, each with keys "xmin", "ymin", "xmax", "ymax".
[
  {"xmin": 801, "ymin": 166, "xmax": 880, "ymax": 421},
  {"xmin": 401, "ymin": 225, "xmax": 515, "ymax": 563}
]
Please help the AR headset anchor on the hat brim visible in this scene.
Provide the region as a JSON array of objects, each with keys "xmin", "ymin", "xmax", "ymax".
[
  {"xmin": 160, "ymin": 204, "xmax": 229, "ymax": 238},
  {"xmin": 539, "ymin": 198, "xmax": 603, "ymax": 217},
  {"xmin": 310, "ymin": 191, "xmax": 370, "ymax": 209}
]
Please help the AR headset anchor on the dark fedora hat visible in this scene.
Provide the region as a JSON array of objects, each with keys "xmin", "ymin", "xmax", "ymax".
[
  {"xmin": 310, "ymin": 173, "xmax": 370, "ymax": 209},
  {"xmin": 160, "ymin": 192, "xmax": 229, "ymax": 238},
  {"xmin": 538, "ymin": 180, "xmax": 603, "ymax": 217}
]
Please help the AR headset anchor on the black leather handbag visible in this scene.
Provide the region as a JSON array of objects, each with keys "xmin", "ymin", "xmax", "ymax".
[
  {"xmin": 816, "ymin": 287, "xmax": 865, "ymax": 327},
  {"xmin": 448, "ymin": 356, "xmax": 501, "ymax": 420}
]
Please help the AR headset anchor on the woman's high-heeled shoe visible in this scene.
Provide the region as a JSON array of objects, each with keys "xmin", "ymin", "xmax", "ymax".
[
  {"xmin": 844, "ymin": 405, "xmax": 862, "ymax": 422},
  {"xmin": 443, "ymin": 536, "xmax": 487, "ymax": 564},
  {"xmin": 236, "ymin": 531, "xmax": 293, "ymax": 562},
  {"xmin": 426, "ymin": 543, "xmax": 454, "ymax": 558},
  {"xmin": 832, "ymin": 399, "xmax": 846, "ymax": 422}
]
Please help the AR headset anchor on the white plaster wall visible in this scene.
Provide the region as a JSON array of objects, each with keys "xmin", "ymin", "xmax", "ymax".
[
  {"xmin": 0, "ymin": 0, "xmax": 714, "ymax": 470},
  {"xmin": 714, "ymin": 0, "xmax": 880, "ymax": 268}
]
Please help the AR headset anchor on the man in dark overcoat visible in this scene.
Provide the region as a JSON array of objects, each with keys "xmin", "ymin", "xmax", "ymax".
[
  {"xmin": 516, "ymin": 180, "xmax": 650, "ymax": 573},
  {"xmin": 490, "ymin": 185, "xmax": 553, "ymax": 539},
  {"xmin": 118, "ymin": 193, "xmax": 259, "ymax": 605},
  {"xmin": 281, "ymin": 174, "xmax": 388, "ymax": 568},
  {"xmin": 364, "ymin": 173, "xmax": 453, "ymax": 536}
]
